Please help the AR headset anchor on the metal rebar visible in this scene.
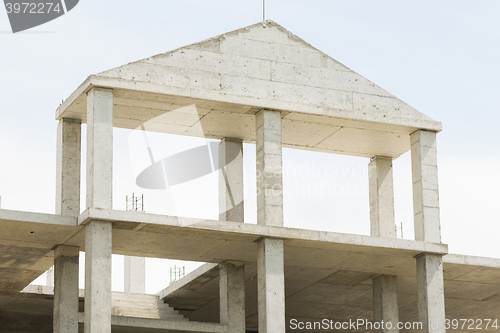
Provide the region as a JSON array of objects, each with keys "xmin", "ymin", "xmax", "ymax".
[{"xmin": 263, "ymin": 0, "xmax": 265, "ymax": 22}]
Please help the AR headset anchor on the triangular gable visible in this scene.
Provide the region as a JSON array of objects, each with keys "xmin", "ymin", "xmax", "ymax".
[{"xmin": 94, "ymin": 20, "xmax": 439, "ymax": 131}]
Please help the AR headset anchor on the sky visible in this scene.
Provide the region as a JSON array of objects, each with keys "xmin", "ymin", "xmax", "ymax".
[{"xmin": 0, "ymin": 0, "xmax": 499, "ymax": 294}]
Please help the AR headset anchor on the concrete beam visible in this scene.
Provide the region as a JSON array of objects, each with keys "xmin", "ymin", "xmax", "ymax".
[
  {"xmin": 218, "ymin": 138, "xmax": 244, "ymax": 222},
  {"xmin": 369, "ymin": 156, "xmax": 396, "ymax": 238},
  {"xmin": 0, "ymin": 209, "xmax": 77, "ymax": 226},
  {"xmin": 85, "ymin": 220, "xmax": 112, "ymax": 333},
  {"xmin": 256, "ymin": 110, "xmax": 283, "ymax": 227},
  {"xmin": 411, "ymin": 130, "xmax": 440, "ymax": 243},
  {"xmin": 56, "ymin": 118, "xmax": 81, "ymax": 216},
  {"xmin": 372, "ymin": 275, "xmax": 399, "ymax": 333},
  {"xmin": 124, "ymin": 256, "xmax": 145, "ymax": 294},
  {"xmin": 416, "ymin": 253, "xmax": 446, "ymax": 333},
  {"xmin": 219, "ymin": 262, "xmax": 245, "ymax": 333},
  {"xmin": 86, "ymin": 87, "xmax": 113, "ymax": 210},
  {"xmin": 77, "ymin": 208, "xmax": 449, "ymax": 258},
  {"xmin": 54, "ymin": 245, "xmax": 79, "ymax": 333},
  {"xmin": 257, "ymin": 237, "xmax": 285, "ymax": 333}
]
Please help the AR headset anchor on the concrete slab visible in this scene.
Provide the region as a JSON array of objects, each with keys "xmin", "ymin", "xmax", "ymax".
[
  {"xmin": 1, "ymin": 208, "xmax": 498, "ymax": 332},
  {"xmin": 0, "ymin": 207, "xmax": 445, "ymax": 296},
  {"xmin": 157, "ymin": 255, "xmax": 500, "ymax": 332},
  {"xmin": 0, "ymin": 209, "xmax": 80, "ymax": 294},
  {"xmin": 71, "ymin": 208, "xmax": 448, "ymax": 262}
]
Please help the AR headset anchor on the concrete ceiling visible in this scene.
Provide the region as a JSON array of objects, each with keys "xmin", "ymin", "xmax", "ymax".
[
  {"xmin": 1, "ymin": 208, "xmax": 499, "ymax": 332},
  {"xmin": 0, "ymin": 210, "xmax": 79, "ymax": 294},
  {"xmin": 159, "ymin": 255, "xmax": 500, "ymax": 333},
  {"xmin": 0, "ymin": 207, "xmax": 447, "ymax": 294},
  {"xmin": 55, "ymin": 21, "xmax": 441, "ymax": 158}
]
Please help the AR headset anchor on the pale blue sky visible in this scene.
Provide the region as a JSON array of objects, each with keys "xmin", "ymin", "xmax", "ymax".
[{"xmin": 1, "ymin": 1, "xmax": 499, "ymax": 292}]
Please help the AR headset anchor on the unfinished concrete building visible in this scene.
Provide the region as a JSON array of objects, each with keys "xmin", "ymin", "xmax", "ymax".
[{"xmin": 1, "ymin": 21, "xmax": 499, "ymax": 333}]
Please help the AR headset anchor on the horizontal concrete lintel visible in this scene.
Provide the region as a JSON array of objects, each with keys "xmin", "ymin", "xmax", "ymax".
[
  {"xmin": 22, "ymin": 285, "xmax": 86, "ymax": 299},
  {"xmin": 444, "ymin": 253, "xmax": 500, "ymax": 268},
  {"xmin": 77, "ymin": 313, "xmax": 227, "ymax": 332},
  {"xmin": 56, "ymin": 75, "xmax": 442, "ymax": 133},
  {"xmin": 79, "ymin": 208, "xmax": 449, "ymax": 256},
  {"xmin": 0, "ymin": 208, "xmax": 78, "ymax": 226}
]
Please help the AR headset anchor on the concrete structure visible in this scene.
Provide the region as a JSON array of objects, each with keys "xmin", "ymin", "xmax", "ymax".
[
  {"xmin": 124, "ymin": 256, "xmax": 146, "ymax": 294},
  {"xmin": 1, "ymin": 20, "xmax": 499, "ymax": 333},
  {"xmin": 369, "ymin": 156, "xmax": 400, "ymax": 332}
]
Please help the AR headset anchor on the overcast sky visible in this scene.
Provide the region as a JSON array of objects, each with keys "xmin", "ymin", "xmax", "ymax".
[{"xmin": 1, "ymin": 1, "xmax": 499, "ymax": 293}]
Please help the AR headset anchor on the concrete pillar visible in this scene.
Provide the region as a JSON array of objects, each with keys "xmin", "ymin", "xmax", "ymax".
[
  {"xmin": 416, "ymin": 253, "xmax": 446, "ymax": 333},
  {"xmin": 219, "ymin": 138, "xmax": 244, "ymax": 222},
  {"xmin": 411, "ymin": 130, "xmax": 445, "ymax": 332},
  {"xmin": 85, "ymin": 88, "xmax": 113, "ymax": 332},
  {"xmin": 124, "ymin": 256, "xmax": 145, "ymax": 294},
  {"xmin": 56, "ymin": 118, "xmax": 81, "ymax": 216},
  {"xmin": 85, "ymin": 220, "xmax": 112, "ymax": 333},
  {"xmin": 86, "ymin": 87, "xmax": 113, "ymax": 210},
  {"xmin": 372, "ymin": 275, "xmax": 399, "ymax": 333},
  {"xmin": 219, "ymin": 262, "xmax": 245, "ymax": 332},
  {"xmin": 255, "ymin": 110, "xmax": 285, "ymax": 332},
  {"xmin": 410, "ymin": 130, "xmax": 440, "ymax": 243},
  {"xmin": 218, "ymin": 138, "xmax": 246, "ymax": 330},
  {"xmin": 257, "ymin": 238, "xmax": 285, "ymax": 333},
  {"xmin": 369, "ymin": 157, "xmax": 399, "ymax": 332},
  {"xmin": 369, "ymin": 156, "xmax": 396, "ymax": 238},
  {"xmin": 256, "ymin": 110, "xmax": 283, "ymax": 227},
  {"xmin": 46, "ymin": 267, "xmax": 54, "ymax": 287},
  {"xmin": 54, "ymin": 117, "xmax": 81, "ymax": 332},
  {"xmin": 54, "ymin": 246, "xmax": 79, "ymax": 333}
]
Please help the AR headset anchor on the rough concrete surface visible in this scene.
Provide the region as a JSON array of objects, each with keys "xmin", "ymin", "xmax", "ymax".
[
  {"xmin": 55, "ymin": 21, "xmax": 441, "ymax": 158},
  {"xmin": 1, "ymin": 20, "xmax": 498, "ymax": 333}
]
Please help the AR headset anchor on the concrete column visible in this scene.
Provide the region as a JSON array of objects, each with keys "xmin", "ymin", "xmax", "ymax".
[
  {"xmin": 85, "ymin": 220, "xmax": 112, "ymax": 333},
  {"xmin": 257, "ymin": 238, "xmax": 285, "ymax": 333},
  {"xmin": 372, "ymin": 275, "xmax": 399, "ymax": 333},
  {"xmin": 369, "ymin": 156, "xmax": 396, "ymax": 238},
  {"xmin": 255, "ymin": 110, "xmax": 285, "ymax": 332},
  {"xmin": 219, "ymin": 138, "xmax": 244, "ymax": 222},
  {"xmin": 46, "ymin": 267, "xmax": 54, "ymax": 287},
  {"xmin": 369, "ymin": 157, "xmax": 399, "ymax": 332},
  {"xmin": 218, "ymin": 138, "xmax": 246, "ymax": 330},
  {"xmin": 86, "ymin": 87, "xmax": 113, "ymax": 210},
  {"xmin": 54, "ymin": 245, "xmax": 79, "ymax": 333},
  {"xmin": 219, "ymin": 262, "xmax": 245, "ymax": 332},
  {"xmin": 56, "ymin": 118, "xmax": 81, "ymax": 216},
  {"xmin": 416, "ymin": 253, "xmax": 446, "ymax": 333},
  {"xmin": 54, "ymin": 117, "xmax": 81, "ymax": 332},
  {"xmin": 124, "ymin": 256, "xmax": 145, "ymax": 294},
  {"xmin": 412, "ymin": 131, "xmax": 445, "ymax": 332},
  {"xmin": 256, "ymin": 110, "xmax": 283, "ymax": 227},
  {"xmin": 410, "ymin": 130, "xmax": 440, "ymax": 242}
]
